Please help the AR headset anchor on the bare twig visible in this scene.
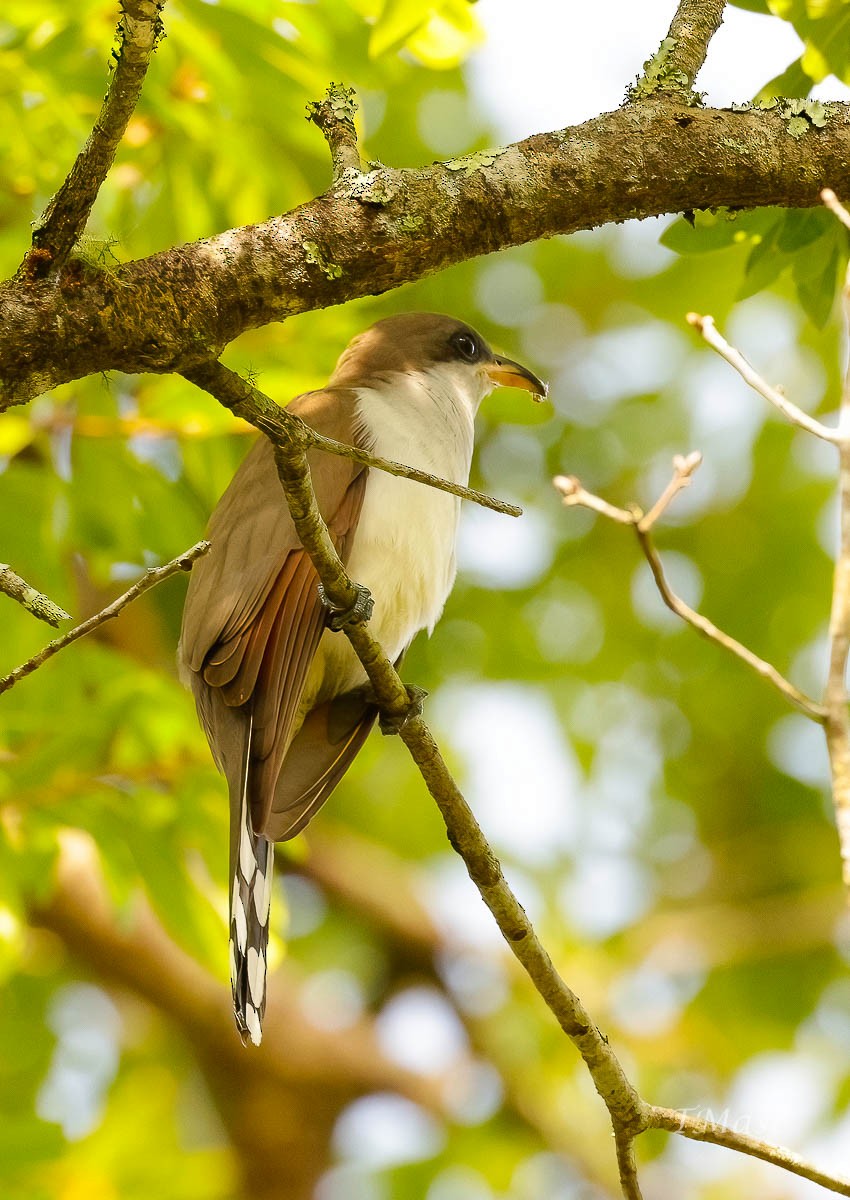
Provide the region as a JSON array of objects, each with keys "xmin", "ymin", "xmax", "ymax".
[
  {"xmin": 663, "ymin": 0, "xmax": 727, "ymax": 91},
  {"xmin": 24, "ymin": 0, "xmax": 165, "ymax": 272},
  {"xmin": 650, "ymin": 1107, "xmax": 850, "ymax": 1197},
  {"xmin": 181, "ymin": 362, "xmax": 523, "ymax": 518},
  {"xmin": 306, "ymin": 82, "xmax": 362, "ymax": 183},
  {"xmin": 614, "ymin": 1130, "xmax": 644, "ymax": 1200},
  {"xmin": 554, "ymin": 464, "xmax": 826, "ymax": 722},
  {"xmin": 823, "ymin": 240, "xmax": 850, "ymax": 890},
  {"xmin": 554, "ymin": 475, "xmax": 635, "ymax": 525},
  {"xmin": 639, "ymin": 450, "xmax": 702, "ymax": 529},
  {"xmin": 308, "ymin": 422, "xmax": 521, "ymax": 517},
  {"xmin": 821, "ymin": 187, "xmax": 850, "ymax": 233},
  {"xmin": 0, "ymin": 565, "xmax": 70, "ymax": 627},
  {"xmin": 687, "ymin": 313, "xmax": 839, "ymax": 444},
  {"xmin": 0, "ymin": 540, "xmax": 209, "ymax": 696}
]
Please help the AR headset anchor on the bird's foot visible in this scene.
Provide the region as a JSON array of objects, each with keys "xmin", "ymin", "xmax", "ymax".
[
  {"xmin": 318, "ymin": 582, "xmax": 374, "ymax": 631},
  {"xmin": 378, "ymin": 684, "xmax": 429, "ymax": 736}
]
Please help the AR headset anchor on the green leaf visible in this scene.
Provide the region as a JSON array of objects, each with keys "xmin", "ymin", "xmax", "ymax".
[
  {"xmin": 369, "ymin": 0, "xmax": 431, "ymax": 58},
  {"xmin": 659, "ymin": 211, "xmax": 740, "ymax": 254}
]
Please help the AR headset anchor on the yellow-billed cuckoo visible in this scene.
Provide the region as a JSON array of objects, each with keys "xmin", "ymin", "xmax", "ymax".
[{"xmin": 178, "ymin": 313, "xmax": 546, "ymax": 1045}]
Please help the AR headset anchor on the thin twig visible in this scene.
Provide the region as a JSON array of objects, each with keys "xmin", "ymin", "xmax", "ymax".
[
  {"xmin": 650, "ymin": 1107, "xmax": 850, "ymax": 1197},
  {"xmin": 822, "ymin": 240, "xmax": 850, "ymax": 891},
  {"xmin": 821, "ymin": 188, "xmax": 850, "ymax": 233},
  {"xmin": 554, "ymin": 475, "xmax": 635, "ymax": 525},
  {"xmin": 0, "ymin": 541, "xmax": 209, "ymax": 696},
  {"xmin": 306, "ymin": 82, "xmax": 362, "ymax": 183},
  {"xmin": 0, "ymin": 565, "xmax": 70, "ymax": 628},
  {"xmin": 23, "ymin": 0, "xmax": 165, "ymax": 272},
  {"xmin": 639, "ymin": 451, "xmax": 702, "ymax": 529},
  {"xmin": 663, "ymin": 0, "xmax": 728, "ymax": 91},
  {"xmin": 554, "ymin": 464, "xmax": 827, "ymax": 722},
  {"xmin": 687, "ymin": 313, "xmax": 839, "ymax": 444},
  {"xmin": 181, "ymin": 362, "xmax": 523, "ymax": 518},
  {"xmin": 614, "ymin": 1130, "xmax": 644, "ymax": 1200}
]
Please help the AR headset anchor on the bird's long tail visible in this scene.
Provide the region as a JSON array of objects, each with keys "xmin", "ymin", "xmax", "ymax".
[{"xmin": 230, "ymin": 721, "xmax": 273, "ymax": 1046}]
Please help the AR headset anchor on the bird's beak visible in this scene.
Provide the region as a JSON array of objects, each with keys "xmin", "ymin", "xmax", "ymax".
[{"xmin": 485, "ymin": 355, "xmax": 548, "ymax": 402}]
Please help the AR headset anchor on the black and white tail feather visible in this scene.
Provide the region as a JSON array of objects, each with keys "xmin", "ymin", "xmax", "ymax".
[{"xmin": 229, "ymin": 714, "xmax": 273, "ymax": 1046}]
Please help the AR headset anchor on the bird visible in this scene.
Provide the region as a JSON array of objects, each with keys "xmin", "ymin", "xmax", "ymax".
[{"xmin": 178, "ymin": 312, "xmax": 547, "ymax": 1046}]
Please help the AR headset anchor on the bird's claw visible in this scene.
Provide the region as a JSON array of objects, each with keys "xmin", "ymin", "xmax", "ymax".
[
  {"xmin": 318, "ymin": 582, "xmax": 374, "ymax": 631},
  {"xmin": 378, "ymin": 684, "xmax": 429, "ymax": 735}
]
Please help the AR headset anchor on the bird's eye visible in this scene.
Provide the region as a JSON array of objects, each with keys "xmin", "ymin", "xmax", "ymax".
[{"xmin": 452, "ymin": 332, "xmax": 479, "ymax": 362}]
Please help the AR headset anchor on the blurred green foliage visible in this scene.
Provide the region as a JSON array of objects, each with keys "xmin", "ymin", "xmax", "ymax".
[{"xmin": 2, "ymin": 1, "xmax": 850, "ymax": 1197}]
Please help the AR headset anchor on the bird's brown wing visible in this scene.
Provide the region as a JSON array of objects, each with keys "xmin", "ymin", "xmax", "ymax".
[
  {"xmin": 179, "ymin": 387, "xmax": 369, "ymax": 835},
  {"xmin": 264, "ymin": 687, "xmax": 378, "ymax": 841},
  {"xmin": 264, "ymin": 644, "xmax": 410, "ymax": 841}
]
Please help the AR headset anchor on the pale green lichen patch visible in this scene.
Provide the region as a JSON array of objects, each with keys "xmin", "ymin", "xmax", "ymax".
[
  {"xmin": 627, "ymin": 37, "xmax": 703, "ymax": 106},
  {"xmin": 442, "ymin": 148, "xmax": 506, "ymax": 177},
  {"xmin": 347, "ymin": 171, "xmax": 399, "ymax": 205},
  {"xmin": 306, "ymin": 82, "xmax": 357, "ymax": 125},
  {"xmin": 731, "ymin": 97, "xmax": 830, "ymax": 139},
  {"xmin": 302, "ymin": 240, "xmax": 343, "ymax": 279},
  {"xmin": 396, "ymin": 214, "xmax": 424, "ymax": 233}
]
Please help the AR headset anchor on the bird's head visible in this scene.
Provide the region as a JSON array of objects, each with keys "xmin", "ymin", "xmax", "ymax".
[{"xmin": 329, "ymin": 312, "xmax": 547, "ymax": 410}]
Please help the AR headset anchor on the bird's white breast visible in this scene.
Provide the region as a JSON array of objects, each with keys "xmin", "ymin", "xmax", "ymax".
[{"xmin": 314, "ymin": 364, "xmax": 480, "ymax": 697}]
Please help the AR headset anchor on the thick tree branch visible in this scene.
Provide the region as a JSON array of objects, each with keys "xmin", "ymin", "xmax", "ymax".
[
  {"xmin": 0, "ymin": 540, "xmax": 209, "ymax": 695},
  {"xmin": 5, "ymin": 98, "xmax": 850, "ymax": 407},
  {"xmin": 0, "ymin": 564, "xmax": 70, "ymax": 627},
  {"xmin": 25, "ymin": 0, "xmax": 164, "ymax": 273}
]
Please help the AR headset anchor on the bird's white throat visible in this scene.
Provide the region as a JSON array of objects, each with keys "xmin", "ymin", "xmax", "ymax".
[{"xmin": 309, "ymin": 364, "xmax": 487, "ymax": 702}]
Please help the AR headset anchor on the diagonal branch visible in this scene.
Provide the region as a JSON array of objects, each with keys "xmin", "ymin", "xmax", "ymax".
[
  {"xmin": 24, "ymin": 0, "xmax": 165, "ymax": 273},
  {"xmin": 822, "ymin": 197, "xmax": 850, "ymax": 892},
  {"xmin": 0, "ymin": 540, "xmax": 209, "ymax": 696},
  {"xmin": 0, "ymin": 563, "xmax": 70, "ymax": 627},
  {"xmin": 180, "ymin": 362, "xmax": 522, "ymax": 517},
  {"xmin": 554, "ymin": 464, "xmax": 826, "ymax": 722},
  {"xmin": 650, "ymin": 1107, "xmax": 850, "ymax": 1196},
  {"xmin": 687, "ymin": 313, "xmax": 839, "ymax": 444}
]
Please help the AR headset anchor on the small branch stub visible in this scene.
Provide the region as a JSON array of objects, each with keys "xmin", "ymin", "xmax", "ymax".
[
  {"xmin": 0, "ymin": 565, "xmax": 71, "ymax": 627},
  {"xmin": 306, "ymin": 82, "xmax": 362, "ymax": 183}
]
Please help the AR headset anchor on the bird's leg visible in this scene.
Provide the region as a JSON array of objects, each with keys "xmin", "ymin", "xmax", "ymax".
[
  {"xmin": 377, "ymin": 684, "xmax": 429, "ymax": 735},
  {"xmin": 318, "ymin": 582, "xmax": 374, "ymax": 631}
]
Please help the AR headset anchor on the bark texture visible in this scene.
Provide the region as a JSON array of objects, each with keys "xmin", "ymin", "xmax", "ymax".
[{"xmin": 3, "ymin": 99, "xmax": 849, "ymax": 406}]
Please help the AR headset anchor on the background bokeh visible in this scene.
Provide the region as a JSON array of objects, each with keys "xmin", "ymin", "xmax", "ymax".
[{"xmin": 2, "ymin": 1, "xmax": 850, "ymax": 1196}]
